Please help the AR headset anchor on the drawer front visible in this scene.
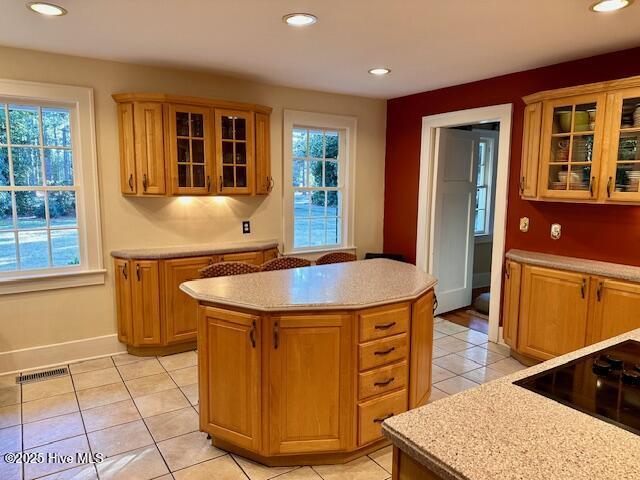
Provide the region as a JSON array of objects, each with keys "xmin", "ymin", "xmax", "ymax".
[
  {"xmin": 358, "ymin": 304, "xmax": 410, "ymax": 343},
  {"xmin": 358, "ymin": 361, "xmax": 407, "ymax": 401},
  {"xmin": 359, "ymin": 334, "xmax": 408, "ymax": 371},
  {"xmin": 358, "ymin": 389, "xmax": 407, "ymax": 446},
  {"xmin": 219, "ymin": 251, "xmax": 264, "ymax": 266}
]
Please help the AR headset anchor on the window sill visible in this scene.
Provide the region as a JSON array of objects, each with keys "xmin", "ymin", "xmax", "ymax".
[
  {"xmin": 474, "ymin": 234, "xmax": 493, "ymax": 244},
  {"xmin": 0, "ymin": 269, "xmax": 106, "ymax": 295},
  {"xmin": 283, "ymin": 245, "xmax": 357, "ymax": 258}
]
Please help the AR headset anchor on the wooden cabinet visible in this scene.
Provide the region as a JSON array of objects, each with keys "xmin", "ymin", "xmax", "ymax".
[
  {"xmin": 268, "ymin": 314, "xmax": 352, "ymax": 454},
  {"xmin": 502, "ymin": 259, "xmax": 521, "ymax": 349},
  {"xmin": 587, "ymin": 278, "xmax": 640, "ymax": 344},
  {"xmin": 131, "ymin": 260, "xmax": 162, "ymax": 346},
  {"xmin": 408, "ymin": 292, "xmax": 434, "ymax": 408},
  {"xmin": 117, "ymin": 104, "xmax": 137, "ymax": 194},
  {"xmin": 215, "ymin": 109, "xmax": 255, "ymax": 195},
  {"xmin": 133, "ymin": 102, "xmax": 166, "ymax": 195},
  {"xmin": 114, "ymin": 258, "xmax": 133, "ymax": 343},
  {"xmin": 255, "ymin": 112, "xmax": 273, "ymax": 195},
  {"xmin": 199, "ymin": 306, "xmax": 261, "ymax": 451},
  {"xmin": 520, "ymin": 102, "xmax": 542, "ymax": 199}
]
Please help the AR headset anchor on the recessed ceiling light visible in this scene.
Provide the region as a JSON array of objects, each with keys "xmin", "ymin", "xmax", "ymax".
[
  {"xmin": 27, "ymin": 2, "xmax": 67, "ymax": 16},
  {"xmin": 590, "ymin": 0, "xmax": 633, "ymax": 12},
  {"xmin": 368, "ymin": 68, "xmax": 391, "ymax": 76},
  {"xmin": 283, "ymin": 13, "xmax": 317, "ymax": 26}
]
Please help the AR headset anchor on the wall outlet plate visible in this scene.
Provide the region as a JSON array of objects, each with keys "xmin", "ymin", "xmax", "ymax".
[
  {"xmin": 242, "ymin": 221, "xmax": 251, "ymax": 234},
  {"xmin": 551, "ymin": 223, "xmax": 561, "ymax": 240},
  {"xmin": 519, "ymin": 217, "xmax": 529, "ymax": 233}
]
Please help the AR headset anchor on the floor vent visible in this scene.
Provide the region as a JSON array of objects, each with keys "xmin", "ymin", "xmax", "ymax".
[{"xmin": 16, "ymin": 367, "xmax": 69, "ymax": 384}]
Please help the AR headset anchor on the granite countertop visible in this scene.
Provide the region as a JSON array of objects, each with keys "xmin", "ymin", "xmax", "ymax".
[
  {"xmin": 180, "ymin": 258, "xmax": 437, "ymax": 311},
  {"xmin": 111, "ymin": 239, "xmax": 279, "ymax": 260},
  {"xmin": 382, "ymin": 329, "xmax": 640, "ymax": 480},
  {"xmin": 506, "ymin": 249, "xmax": 640, "ymax": 283}
]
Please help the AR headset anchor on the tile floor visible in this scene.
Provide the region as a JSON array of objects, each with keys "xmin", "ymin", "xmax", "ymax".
[{"xmin": 0, "ymin": 318, "xmax": 526, "ymax": 480}]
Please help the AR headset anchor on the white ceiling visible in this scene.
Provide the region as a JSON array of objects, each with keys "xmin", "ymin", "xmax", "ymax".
[{"xmin": 1, "ymin": 0, "xmax": 640, "ymax": 99}]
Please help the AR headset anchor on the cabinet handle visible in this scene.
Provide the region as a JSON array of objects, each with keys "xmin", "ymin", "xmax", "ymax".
[
  {"xmin": 596, "ymin": 281, "xmax": 603, "ymax": 302},
  {"xmin": 207, "ymin": 176, "xmax": 211, "ymax": 193},
  {"xmin": 219, "ymin": 175, "xmax": 223, "ymax": 191},
  {"xmin": 136, "ymin": 264, "xmax": 141, "ymax": 281},
  {"xmin": 373, "ymin": 413, "xmax": 394, "ymax": 424},
  {"xmin": 374, "ymin": 377, "xmax": 395, "ymax": 387},
  {"xmin": 249, "ymin": 320, "xmax": 257, "ymax": 348},
  {"xmin": 504, "ymin": 262, "xmax": 510, "ymax": 280},
  {"xmin": 581, "ymin": 278, "xmax": 586, "ymax": 299},
  {"xmin": 374, "ymin": 346, "xmax": 395, "ymax": 356},
  {"xmin": 433, "ymin": 294, "xmax": 438, "ymax": 313},
  {"xmin": 374, "ymin": 322, "xmax": 396, "ymax": 330},
  {"xmin": 122, "ymin": 263, "xmax": 128, "ymax": 280},
  {"xmin": 589, "ymin": 176, "xmax": 596, "ymax": 197},
  {"xmin": 142, "ymin": 174, "xmax": 148, "ymax": 192},
  {"xmin": 519, "ymin": 177, "xmax": 525, "ymax": 195},
  {"xmin": 268, "ymin": 176, "xmax": 274, "ymax": 192},
  {"xmin": 273, "ymin": 321, "xmax": 279, "ymax": 349},
  {"xmin": 607, "ymin": 176, "xmax": 613, "ymax": 198},
  {"xmin": 128, "ymin": 174, "xmax": 134, "ymax": 191}
]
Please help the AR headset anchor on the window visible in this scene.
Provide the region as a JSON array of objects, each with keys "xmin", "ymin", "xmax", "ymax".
[
  {"xmin": 474, "ymin": 137, "xmax": 495, "ymax": 237},
  {"xmin": 0, "ymin": 80, "xmax": 103, "ymax": 294},
  {"xmin": 283, "ymin": 110, "xmax": 356, "ymax": 254}
]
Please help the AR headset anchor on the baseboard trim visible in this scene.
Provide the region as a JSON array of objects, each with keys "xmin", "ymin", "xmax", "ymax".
[
  {"xmin": 473, "ymin": 272, "xmax": 491, "ymax": 289},
  {"xmin": 0, "ymin": 334, "xmax": 127, "ymax": 375}
]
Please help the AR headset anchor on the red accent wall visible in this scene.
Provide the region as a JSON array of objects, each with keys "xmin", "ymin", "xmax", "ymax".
[{"xmin": 383, "ymin": 47, "xmax": 640, "ymax": 266}]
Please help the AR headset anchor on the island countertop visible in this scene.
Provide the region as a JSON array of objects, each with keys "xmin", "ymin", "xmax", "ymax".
[
  {"xmin": 382, "ymin": 328, "xmax": 640, "ymax": 480},
  {"xmin": 180, "ymin": 258, "xmax": 437, "ymax": 311}
]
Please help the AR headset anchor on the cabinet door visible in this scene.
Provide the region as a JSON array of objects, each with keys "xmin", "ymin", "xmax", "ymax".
[
  {"xmin": 163, "ymin": 256, "xmax": 213, "ymax": 344},
  {"xmin": 114, "ymin": 259, "xmax": 133, "ymax": 343},
  {"xmin": 215, "ymin": 109, "xmax": 255, "ymax": 195},
  {"xmin": 133, "ymin": 102, "xmax": 166, "ymax": 195},
  {"xmin": 587, "ymin": 277, "xmax": 640, "ymax": 344},
  {"xmin": 269, "ymin": 314, "xmax": 352, "ymax": 454},
  {"xmin": 502, "ymin": 260, "xmax": 522, "ymax": 349},
  {"xmin": 601, "ymin": 87, "xmax": 640, "ymax": 203},
  {"xmin": 219, "ymin": 250, "xmax": 264, "ymax": 266},
  {"xmin": 255, "ymin": 112, "xmax": 272, "ymax": 195},
  {"xmin": 131, "ymin": 260, "xmax": 162, "ymax": 346},
  {"xmin": 263, "ymin": 248, "xmax": 278, "ymax": 262},
  {"xmin": 117, "ymin": 103, "xmax": 137, "ymax": 194},
  {"xmin": 409, "ymin": 291, "xmax": 434, "ymax": 409},
  {"xmin": 519, "ymin": 265, "xmax": 589, "ymax": 360},
  {"xmin": 168, "ymin": 104, "xmax": 214, "ymax": 195},
  {"xmin": 520, "ymin": 102, "xmax": 542, "ymax": 199},
  {"xmin": 538, "ymin": 93, "xmax": 606, "ymax": 201},
  {"xmin": 199, "ymin": 307, "xmax": 260, "ymax": 451}
]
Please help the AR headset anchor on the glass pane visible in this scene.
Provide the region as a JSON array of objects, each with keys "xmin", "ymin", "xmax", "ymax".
[
  {"xmin": 192, "ymin": 140, "xmax": 204, "ymax": 164},
  {"xmin": 0, "ymin": 232, "xmax": 17, "ymax": 272},
  {"xmin": 310, "ymin": 218, "xmax": 325, "ymax": 246},
  {"xmin": 176, "ymin": 112, "xmax": 189, "ymax": 137},
  {"xmin": 568, "ymin": 165, "xmax": 590, "ymax": 191},
  {"xmin": 326, "ymin": 217, "xmax": 340, "ymax": 245},
  {"xmin": 42, "ymin": 108, "xmax": 71, "ymax": 147},
  {"xmin": 325, "ymin": 131, "xmax": 338, "ymax": 159},
  {"xmin": 12, "ymin": 147, "xmax": 42, "ymax": 186},
  {"xmin": 618, "ymin": 133, "xmax": 639, "ymax": 161},
  {"xmin": 476, "ymin": 161, "xmax": 485, "ymax": 186},
  {"xmin": 44, "ymin": 148, "xmax": 73, "ymax": 186},
  {"xmin": 553, "ymin": 106, "xmax": 573, "ymax": 134},
  {"xmin": 294, "ymin": 191, "xmax": 311, "ymax": 218},
  {"xmin": 0, "ymin": 147, "xmax": 8, "ymax": 186},
  {"xmin": 178, "ymin": 164, "xmax": 190, "ymax": 187},
  {"xmin": 0, "ymin": 105, "xmax": 6, "ymax": 144},
  {"xmin": 311, "ymin": 191, "xmax": 326, "ymax": 216},
  {"xmin": 326, "ymin": 191, "xmax": 339, "ymax": 217},
  {"xmin": 9, "ymin": 105, "xmax": 40, "ymax": 145},
  {"xmin": 235, "ymin": 118, "xmax": 246, "ymax": 141},
  {"xmin": 221, "ymin": 116, "xmax": 233, "ymax": 140},
  {"xmin": 325, "ymin": 161, "xmax": 338, "ymax": 187},
  {"xmin": 621, "ymin": 97, "xmax": 640, "ymax": 129},
  {"xmin": 48, "ymin": 191, "xmax": 76, "ymax": 227},
  {"xmin": 572, "ymin": 135, "xmax": 594, "ymax": 163},
  {"xmin": 235, "ymin": 142, "xmax": 246, "ymax": 164},
  {"xmin": 222, "ymin": 166, "xmax": 234, "ymax": 187},
  {"xmin": 309, "ymin": 160, "xmax": 322, "ymax": 187},
  {"xmin": 51, "ymin": 229, "xmax": 79, "ymax": 267},
  {"xmin": 309, "ymin": 130, "xmax": 323, "ymax": 158},
  {"xmin": 475, "ymin": 210, "xmax": 486, "ymax": 234},
  {"xmin": 193, "ymin": 165, "xmax": 205, "ymax": 188},
  {"xmin": 0, "ymin": 192, "xmax": 12, "ymax": 230},
  {"xmin": 294, "ymin": 218, "xmax": 309, "ymax": 248},
  {"xmin": 222, "ymin": 141, "xmax": 234, "ymax": 164},
  {"xmin": 574, "ymin": 103, "xmax": 596, "ymax": 132},
  {"xmin": 235, "ymin": 166, "xmax": 247, "ymax": 187},
  {"xmin": 18, "ymin": 230, "xmax": 49, "ymax": 270},
  {"xmin": 177, "ymin": 139, "xmax": 190, "ymax": 163},
  {"xmin": 615, "ymin": 164, "xmax": 640, "ymax": 193},
  {"xmin": 548, "ymin": 165, "xmax": 569, "ymax": 191},
  {"xmin": 292, "ymin": 160, "xmax": 307, "ymax": 187},
  {"xmin": 16, "ymin": 191, "xmax": 45, "ymax": 228},
  {"xmin": 293, "ymin": 129, "xmax": 307, "ymax": 157},
  {"xmin": 550, "ymin": 138, "xmax": 570, "ymax": 163},
  {"xmin": 191, "ymin": 114, "xmax": 203, "ymax": 137},
  {"xmin": 476, "ymin": 187, "xmax": 487, "ymax": 211}
]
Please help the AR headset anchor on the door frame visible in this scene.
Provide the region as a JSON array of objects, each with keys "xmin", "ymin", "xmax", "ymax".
[{"xmin": 415, "ymin": 104, "xmax": 513, "ymax": 343}]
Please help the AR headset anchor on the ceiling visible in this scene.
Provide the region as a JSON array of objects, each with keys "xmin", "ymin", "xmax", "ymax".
[{"xmin": 1, "ymin": 0, "xmax": 640, "ymax": 99}]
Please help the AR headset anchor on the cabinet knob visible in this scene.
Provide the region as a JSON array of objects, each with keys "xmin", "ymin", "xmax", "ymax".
[
  {"xmin": 128, "ymin": 174, "xmax": 134, "ymax": 191},
  {"xmin": 142, "ymin": 174, "xmax": 148, "ymax": 192}
]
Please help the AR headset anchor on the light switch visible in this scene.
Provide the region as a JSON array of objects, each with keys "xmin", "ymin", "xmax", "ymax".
[
  {"xmin": 519, "ymin": 217, "xmax": 529, "ymax": 233},
  {"xmin": 551, "ymin": 223, "xmax": 561, "ymax": 240}
]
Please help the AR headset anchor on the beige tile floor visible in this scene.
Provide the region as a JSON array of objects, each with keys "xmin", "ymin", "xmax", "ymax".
[{"xmin": 0, "ymin": 318, "xmax": 525, "ymax": 480}]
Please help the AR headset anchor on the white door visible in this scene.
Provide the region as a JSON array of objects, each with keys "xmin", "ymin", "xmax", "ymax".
[{"xmin": 431, "ymin": 128, "xmax": 477, "ymax": 315}]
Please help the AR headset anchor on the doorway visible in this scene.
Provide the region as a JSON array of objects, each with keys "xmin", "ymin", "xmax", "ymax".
[{"xmin": 415, "ymin": 104, "xmax": 512, "ymax": 343}]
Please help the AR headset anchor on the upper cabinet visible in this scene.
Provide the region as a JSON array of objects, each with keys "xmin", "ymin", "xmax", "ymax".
[
  {"xmin": 113, "ymin": 93, "xmax": 272, "ymax": 197},
  {"xmin": 520, "ymin": 75, "xmax": 640, "ymax": 204}
]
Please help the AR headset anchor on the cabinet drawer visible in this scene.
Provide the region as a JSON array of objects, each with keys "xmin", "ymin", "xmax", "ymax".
[
  {"xmin": 359, "ymin": 334, "xmax": 408, "ymax": 371},
  {"xmin": 358, "ymin": 304, "xmax": 409, "ymax": 343},
  {"xmin": 358, "ymin": 361, "xmax": 407, "ymax": 401},
  {"xmin": 358, "ymin": 389, "xmax": 407, "ymax": 446},
  {"xmin": 219, "ymin": 251, "xmax": 264, "ymax": 266}
]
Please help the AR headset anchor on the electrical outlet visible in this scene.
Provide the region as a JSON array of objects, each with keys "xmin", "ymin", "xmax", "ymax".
[
  {"xmin": 519, "ymin": 217, "xmax": 530, "ymax": 233},
  {"xmin": 551, "ymin": 223, "xmax": 561, "ymax": 240},
  {"xmin": 242, "ymin": 221, "xmax": 251, "ymax": 234}
]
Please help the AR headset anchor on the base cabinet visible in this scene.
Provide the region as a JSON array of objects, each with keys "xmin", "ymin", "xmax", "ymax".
[
  {"xmin": 131, "ymin": 260, "xmax": 162, "ymax": 346},
  {"xmin": 587, "ymin": 278, "xmax": 640, "ymax": 344}
]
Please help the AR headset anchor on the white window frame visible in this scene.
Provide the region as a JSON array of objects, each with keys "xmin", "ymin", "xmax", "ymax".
[
  {"xmin": 283, "ymin": 110, "xmax": 356, "ymax": 255},
  {"xmin": 0, "ymin": 79, "xmax": 104, "ymax": 294},
  {"xmin": 474, "ymin": 133, "xmax": 498, "ymax": 243}
]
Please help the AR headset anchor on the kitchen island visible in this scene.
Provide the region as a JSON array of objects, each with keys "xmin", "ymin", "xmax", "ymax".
[{"xmin": 180, "ymin": 258, "xmax": 437, "ymax": 466}]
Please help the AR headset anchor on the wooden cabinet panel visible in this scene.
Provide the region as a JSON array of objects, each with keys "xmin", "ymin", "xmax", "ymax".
[
  {"xmin": 359, "ymin": 334, "xmax": 408, "ymax": 372},
  {"xmin": 255, "ymin": 112, "xmax": 272, "ymax": 195},
  {"xmin": 408, "ymin": 292, "xmax": 433, "ymax": 408},
  {"xmin": 131, "ymin": 260, "xmax": 162, "ymax": 346},
  {"xmin": 359, "ymin": 361, "xmax": 407, "ymax": 401},
  {"xmin": 263, "ymin": 248, "xmax": 278, "ymax": 262},
  {"xmin": 502, "ymin": 260, "xmax": 522, "ymax": 349},
  {"xmin": 163, "ymin": 256, "xmax": 214, "ymax": 344},
  {"xmin": 199, "ymin": 307, "xmax": 260, "ymax": 451},
  {"xmin": 219, "ymin": 250, "xmax": 264, "ymax": 266},
  {"xmin": 117, "ymin": 103, "xmax": 137, "ymax": 194},
  {"xmin": 114, "ymin": 259, "xmax": 133, "ymax": 343},
  {"xmin": 133, "ymin": 102, "xmax": 166, "ymax": 195},
  {"xmin": 215, "ymin": 109, "xmax": 255, "ymax": 195},
  {"xmin": 520, "ymin": 102, "xmax": 542, "ymax": 199},
  {"xmin": 269, "ymin": 314, "xmax": 352, "ymax": 454},
  {"xmin": 518, "ymin": 265, "xmax": 589, "ymax": 360},
  {"xmin": 358, "ymin": 389, "xmax": 407, "ymax": 446},
  {"xmin": 393, "ymin": 447, "xmax": 445, "ymax": 480},
  {"xmin": 358, "ymin": 303, "xmax": 410, "ymax": 343},
  {"xmin": 587, "ymin": 278, "xmax": 640, "ymax": 344}
]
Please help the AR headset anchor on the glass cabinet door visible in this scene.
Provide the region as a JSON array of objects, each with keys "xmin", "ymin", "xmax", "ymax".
[
  {"xmin": 169, "ymin": 105, "xmax": 212, "ymax": 195},
  {"xmin": 539, "ymin": 94, "xmax": 606, "ymax": 200},
  {"xmin": 603, "ymin": 88, "xmax": 640, "ymax": 202},
  {"xmin": 215, "ymin": 109, "xmax": 254, "ymax": 194}
]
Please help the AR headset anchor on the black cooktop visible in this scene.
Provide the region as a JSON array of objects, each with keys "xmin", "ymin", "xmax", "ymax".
[{"xmin": 514, "ymin": 340, "xmax": 640, "ymax": 436}]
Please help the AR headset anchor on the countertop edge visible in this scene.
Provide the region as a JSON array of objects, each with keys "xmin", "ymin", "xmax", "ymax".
[{"xmin": 111, "ymin": 239, "xmax": 279, "ymax": 260}]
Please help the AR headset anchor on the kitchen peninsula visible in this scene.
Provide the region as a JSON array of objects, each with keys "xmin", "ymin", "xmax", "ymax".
[{"xmin": 180, "ymin": 258, "xmax": 437, "ymax": 465}]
